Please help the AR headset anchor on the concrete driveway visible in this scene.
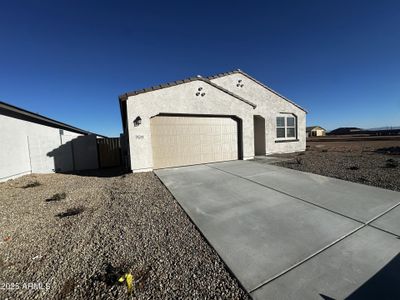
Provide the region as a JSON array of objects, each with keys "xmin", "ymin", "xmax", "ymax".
[{"xmin": 155, "ymin": 160, "xmax": 400, "ymax": 299}]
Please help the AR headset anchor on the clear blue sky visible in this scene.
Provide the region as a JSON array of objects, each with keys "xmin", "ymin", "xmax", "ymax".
[{"xmin": 1, "ymin": 0, "xmax": 399, "ymax": 136}]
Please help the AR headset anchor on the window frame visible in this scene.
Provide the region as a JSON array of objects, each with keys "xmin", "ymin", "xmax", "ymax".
[
  {"xmin": 276, "ymin": 117, "xmax": 286, "ymax": 138},
  {"xmin": 276, "ymin": 114, "xmax": 297, "ymax": 141}
]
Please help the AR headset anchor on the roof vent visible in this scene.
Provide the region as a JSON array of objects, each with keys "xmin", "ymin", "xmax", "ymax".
[{"xmin": 196, "ymin": 87, "xmax": 205, "ymax": 97}]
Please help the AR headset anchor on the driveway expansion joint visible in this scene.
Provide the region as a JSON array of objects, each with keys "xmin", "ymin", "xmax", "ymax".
[
  {"xmin": 207, "ymin": 164, "xmax": 400, "ymax": 232},
  {"xmin": 248, "ymin": 224, "xmax": 366, "ymax": 293},
  {"xmin": 206, "ymin": 163, "xmax": 400, "ymax": 293},
  {"xmin": 157, "ymin": 162, "xmax": 400, "ymax": 297},
  {"xmin": 248, "ymin": 200, "xmax": 400, "ymax": 293},
  {"xmin": 206, "ymin": 164, "xmax": 364, "ymax": 224}
]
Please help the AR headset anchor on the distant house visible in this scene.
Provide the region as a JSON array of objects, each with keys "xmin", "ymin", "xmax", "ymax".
[
  {"xmin": 306, "ymin": 126, "xmax": 326, "ymax": 137},
  {"xmin": 329, "ymin": 127, "xmax": 363, "ymax": 135}
]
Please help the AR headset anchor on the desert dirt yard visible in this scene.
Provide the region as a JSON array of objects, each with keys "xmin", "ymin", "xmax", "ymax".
[
  {"xmin": 273, "ymin": 136, "xmax": 400, "ymax": 192},
  {"xmin": 0, "ymin": 171, "xmax": 248, "ymax": 299}
]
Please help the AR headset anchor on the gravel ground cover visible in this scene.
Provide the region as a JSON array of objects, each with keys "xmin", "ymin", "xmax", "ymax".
[
  {"xmin": 0, "ymin": 171, "xmax": 248, "ymax": 299},
  {"xmin": 273, "ymin": 137, "xmax": 400, "ymax": 192}
]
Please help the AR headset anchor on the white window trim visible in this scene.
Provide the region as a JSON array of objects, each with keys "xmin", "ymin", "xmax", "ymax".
[{"xmin": 276, "ymin": 114, "xmax": 297, "ymax": 141}]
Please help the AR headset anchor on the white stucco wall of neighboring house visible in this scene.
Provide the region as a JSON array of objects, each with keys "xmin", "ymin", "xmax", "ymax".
[
  {"xmin": 0, "ymin": 114, "xmax": 98, "ymax": 182},
  {"xmin": 210, "ymin": 73, "xmax": 306, "ymax": 154},
  {"xmin": 312, "ymin": 129, "xmax": 326, "ymax": 136},
  {"xmin": 125, "ymin": 80, "xmax": 256, "ymax": 172}
]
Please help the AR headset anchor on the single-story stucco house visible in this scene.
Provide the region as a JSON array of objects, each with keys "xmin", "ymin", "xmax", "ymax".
[
  {"xmin": 306, "ymin": 126, "xmax": 326, "ymax": 137},
  {"xmin": 119, "ymin": 69, "xmax": 307, "ymax": 172},
  {"xmin": 0, "ymin": 101, "xmax": 100, "ymax": 181}
]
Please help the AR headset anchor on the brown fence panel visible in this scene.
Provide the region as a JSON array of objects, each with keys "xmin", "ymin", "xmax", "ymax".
[{"xmin": 97, "ymin": 138, "xmax": 121, "ymax": 168}]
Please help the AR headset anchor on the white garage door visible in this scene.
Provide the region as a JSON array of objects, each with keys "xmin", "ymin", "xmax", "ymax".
[{"xmin": 151, "ymin": 116, "xmax": 238, "ymax": 169}]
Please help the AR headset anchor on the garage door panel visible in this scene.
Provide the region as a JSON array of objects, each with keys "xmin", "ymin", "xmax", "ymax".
[{"xmin": 151, "ymin": 116, "xmax": 238, "ymax": 169}]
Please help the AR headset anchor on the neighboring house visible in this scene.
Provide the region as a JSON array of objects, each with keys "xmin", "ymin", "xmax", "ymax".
[
  {"xmin": 306, "ymin": 126, "xmax": 326, "ymax": 137},
  {"xmin": 119, "ymin": 69, "xmax": 307, "ymax": 172},
  {"xmin": 0, "ymin": 101, "xmax": 100, "ymax": 182},
  {"xmin": 329, "ymin": 127, "xmax": 363, "ymax": 135}
]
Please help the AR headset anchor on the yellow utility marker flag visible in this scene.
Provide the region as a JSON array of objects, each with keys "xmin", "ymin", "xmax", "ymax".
[
  {"xmin": 126, "ymin": 273, "xmax": 133, "ymax": 294},
  {"xmin": 118, "ymin": 273, "xmax": 134, "ymax": 294}
]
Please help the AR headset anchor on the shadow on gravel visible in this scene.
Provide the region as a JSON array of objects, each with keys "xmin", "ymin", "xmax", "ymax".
[
  {"xmin": 92, "ymin": 263, "xmax": 151, "ymax": 290},
  {"xmin": 95, "ymin": 263, "xmax": 126, "ymax": 286},
  {"xmin": 46, "ymin": 192, "xmax": 66, "ymax": 202},
  {"xmin": 376, "ymin": 147, "xmax": 400, "ymax": 155},
  {"xmin": 347, "ymin": 166, "xmax": 359, "ymax": 170},
  {"xmin": 385, "ymin": 159, "xmax": 399, "ymax": 169},
  {"xmin": 58, "ymin": 278, "xmax": 75, "ymax": 299},
  {"xmin": 22, "ymin": 181, "xmax": 41, "ymax": 188},
  {"xmin": 56, "ymin": 206, "xmax": 85, "ymax": 218},
  {"xmin": 60, "ymin": 167, "xmax": 130, "ymax": 178}
]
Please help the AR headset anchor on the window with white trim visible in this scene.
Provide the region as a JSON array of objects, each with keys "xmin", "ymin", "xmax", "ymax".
[
  {"xmin": 276, "ymin": 117, "xmax": 286, "ymax": 138},
  {"xmin": 276, "ymin": 115, "xmax": 297, "ymax": 139}
]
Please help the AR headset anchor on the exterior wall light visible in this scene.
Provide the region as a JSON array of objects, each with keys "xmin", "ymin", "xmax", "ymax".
[{"xmin": 133, "ymin": 116, "xmax": 142, "ymax": 127}]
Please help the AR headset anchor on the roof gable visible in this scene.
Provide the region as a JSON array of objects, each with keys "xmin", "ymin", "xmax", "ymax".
[
  {"xmin": 207, "ymin": 69, "xmax": 307, "ymax": 113},
  {"xmin": 119, "ymin": 76, "xmax": 257, "ymax": 109},
  {"xmin": 306, "ymin": 126, "xmax": 326, "ymax": 131}
]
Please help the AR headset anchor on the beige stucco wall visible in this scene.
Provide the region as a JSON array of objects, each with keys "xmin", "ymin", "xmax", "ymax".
[
  {"xmin": 125, "ymin": 74, "xmax": 307, "ymax": 172},
  {"xmin": 210, "ymin": 74, "xmax": 306, "ymax": 154},
  {"xmin": 314, "ymin": 129, "xmax": 326, "ymax": 136},
  {"xmin": 0, "ymin": 112, "xmax": 101, "ymax": 182},
  {"xmin": 307, "ymin": 129, "xmax": 326, "ymax": 137},
  {"xmin": 125, "ymin": 80, "xmax": 256, "ymax": 172}
]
